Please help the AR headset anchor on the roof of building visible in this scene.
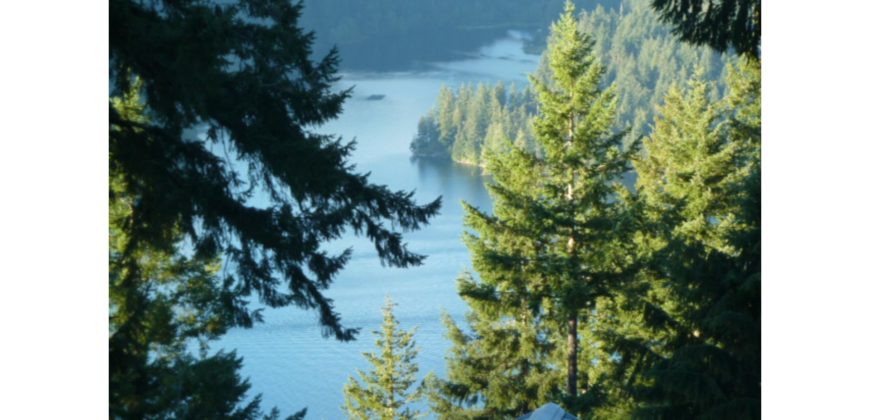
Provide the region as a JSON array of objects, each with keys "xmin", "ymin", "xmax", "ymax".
[{"xmin": 517, "ymin": 402, "xmax": 579, "ymax": 420}]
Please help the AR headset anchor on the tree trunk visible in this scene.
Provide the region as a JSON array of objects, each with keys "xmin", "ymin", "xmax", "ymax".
[
  {"xmin": 565, "ymin": 103, "xmax": 579, "ymax": 399},
  {"xmin": 567, "ymin": 312, "xmax": 578, "ymax": 398}
]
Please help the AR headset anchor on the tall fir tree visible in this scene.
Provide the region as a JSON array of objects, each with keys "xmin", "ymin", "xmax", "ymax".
[
  {"xmin": 437, "ymin": 85, "xmax": 458, "ymax": 147},
  {"xmin": 427, "ymin": 274, "xmax": 562, "ymax": 419},
  {"xmin": 110, "ymin": 0, "xmax": 440, "ymax": 342},
  {"xmin": 523, "ymin": 0, "xmax": 636, "ymax": 405},
  {"xmin": 343, "ymin": 298, "xmax": 425, "ymax": 420},
  {"xmin": 110, "ymin": 81, "xmax": 301, "ymax": 419},
  {"xmin": 429, "ymin": 2, "xmax": 637, "ymax": 417},
  {"xmin": 110, "ymin": 0, "xmax": 442, "ymax": 414},
  {"xmin": 612, "ymin": 60, "xmax": 760, "ymax": 419}
]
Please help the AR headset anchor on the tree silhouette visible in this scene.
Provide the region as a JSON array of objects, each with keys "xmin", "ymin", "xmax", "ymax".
[{"xmin": 651, "ymin": 0, "xmax": 761, "ymax": 58}]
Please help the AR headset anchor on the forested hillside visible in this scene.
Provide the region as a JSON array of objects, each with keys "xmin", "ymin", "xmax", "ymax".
[
  {"xmin": 410, "ymin": 0, "xmax": 735, "ymax": 167},
  {"xmin": 299, "ymin": 0, "xmax": 620, "ymax": 70},
  {"xmin": 108, "ymin": 0, "xmax": 761, "ymax": 418}
]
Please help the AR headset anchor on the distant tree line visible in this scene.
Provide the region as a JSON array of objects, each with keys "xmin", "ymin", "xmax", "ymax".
[
  {"xmin": 410, "ymin": 0, "xmax": 737, "ymax": 167},
  {"xmin": 410, "ymin": 82, "xmax": 537, "ymax": 166},
  {"xmin": 299, "ymin": 0, "xmax": 621, "ymax": 70}
]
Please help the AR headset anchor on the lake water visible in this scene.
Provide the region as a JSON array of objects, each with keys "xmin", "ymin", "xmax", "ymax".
[{"xmin": 216, "ymin": 32, "xmax": 540, "ymax": 419}]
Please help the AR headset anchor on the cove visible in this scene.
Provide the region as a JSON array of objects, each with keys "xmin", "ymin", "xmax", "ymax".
[{"xmin": 216, "ymin": 32, "xmax": 540, "ymax": 419}]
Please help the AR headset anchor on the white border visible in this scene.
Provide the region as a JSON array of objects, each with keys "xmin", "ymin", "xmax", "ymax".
[{"xmin": 0, "ymin": 0, "xmax": 108, "ymax": 417}]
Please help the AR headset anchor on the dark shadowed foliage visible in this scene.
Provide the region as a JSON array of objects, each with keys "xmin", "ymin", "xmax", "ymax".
[
  {"xmin": 651, "ymin": 0, "xmax": 761, "ymax": 58},
  {"xmin": 110, "ymin": 0, "xmax": 440, "ymax": 417},
  {"xmin": 109, "ymin": 0, "xmax": 440, "ymax": 343}
]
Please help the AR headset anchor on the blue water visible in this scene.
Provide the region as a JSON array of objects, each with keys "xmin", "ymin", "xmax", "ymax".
[{"xmin": 215, "ymin": 33, "xmax": 540, "ymax": 419}]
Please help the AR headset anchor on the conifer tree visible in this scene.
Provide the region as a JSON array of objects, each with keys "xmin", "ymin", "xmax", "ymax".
[
  {"xmin": 491, "ymin": 81, "xmax": 507, "ymax": 107},
  {"xmin": 110, "ymin": 80, "xmax": 302, "ymax": 419},
  {"xmin": 409, "ymin": 114, "xmax": 446, "ymax": 158},
  {"xmin": 437, "ymin": 86, "xmax": 458, "ymax": 147},
  {"xmin": 452, "ymin": 83, "xmax": 491, "ymax": 165},
  {"xmin": 427, "ymin": 274, "xmax": 562, "ymax": 419},
  {"xmin": 522, "ymin": 0, "xmax": 636, "ymax": 402},
  {"xmin": 343, "ymin": 298, "xmax": 425, "ymax": 420},
  {"xmin": 615, "ymin": 60, "xmax": 760, "ymax": 419},
  {"xmin": 430, "ymin": 2, "xmax": 636, "ymax": 416},
  {"xmin": 110, "ymin": 0, "xmax": 441, "ymax": 343},
  {"xmin": 110, "ymin": 0, "xmax": 441, "ymax": 415},
  {"xmin": 481, "ymin": 119, "xmax": 511, "ymax": 169}
]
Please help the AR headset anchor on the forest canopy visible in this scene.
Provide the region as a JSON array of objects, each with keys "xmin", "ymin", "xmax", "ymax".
[{"xmin": 410, "ymin": 0, "xmax": 735, "ymax": 167}]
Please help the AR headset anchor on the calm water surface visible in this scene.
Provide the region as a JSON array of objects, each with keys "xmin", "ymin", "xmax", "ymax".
[{"xmin": 216, "ymin": 33, "xmax": 539, "ymax": 419}]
